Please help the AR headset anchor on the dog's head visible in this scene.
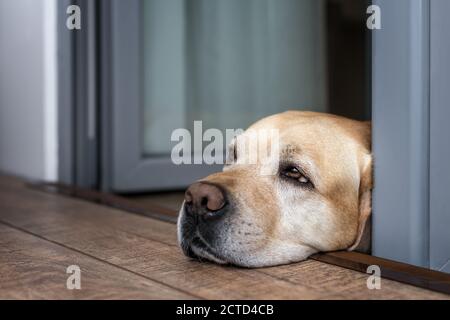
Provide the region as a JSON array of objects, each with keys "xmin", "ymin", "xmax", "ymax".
[{"xmin": 177, "ymin": 111, "xmax": 372, "ymax": 267}]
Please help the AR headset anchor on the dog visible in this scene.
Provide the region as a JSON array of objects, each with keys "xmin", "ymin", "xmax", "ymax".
[{"xmin": 177, "ymin": 111, "xmax": 372, "ymax": 267}]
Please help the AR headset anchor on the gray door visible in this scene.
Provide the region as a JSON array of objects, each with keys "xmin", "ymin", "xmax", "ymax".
[
  {"xmin": 103, "ymin": 0, "xmax": 328, "ymax": 192},
  {"xmin": 372, "ymin": 0, "xmax": 450, "ymax": 273},
  {"xmin": 429, "ymin": 0, "xmax": 450, "ymax": 274}
]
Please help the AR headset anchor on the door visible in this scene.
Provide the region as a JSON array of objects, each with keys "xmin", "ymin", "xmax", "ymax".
[
  {"xmin": 102, "ymin": 0, "xmax": 328, "ymax": 192},
  {"xmin": 429, "ymin": 0, "xmax": 450, "ymax": 274},
  {"xmin": 372, "ymin": 0, "xmax": 450, "ymax": 273}
]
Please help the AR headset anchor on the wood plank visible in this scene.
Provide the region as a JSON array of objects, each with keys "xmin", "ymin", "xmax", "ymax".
[
  {"xmin": 0, "ymin": 176, "xmax": 323, "ymax": 299},
  {"xmin": 260, "ymin": 259, "xmax": 449, "ymax": 300},
  {"xmin": 310, "ymin": 251, "xmax": 450, "ymax": 295},
  {"xmin": 127, "ymin": 191, "xmax": 185, "ymax": 215},
  {"xmin": 0, "ymin": 223, "xmax": 194, "ymax": 299},
  {"xmin": 28, "ymin": 180, "xmax": 178, "ymax": 223}
]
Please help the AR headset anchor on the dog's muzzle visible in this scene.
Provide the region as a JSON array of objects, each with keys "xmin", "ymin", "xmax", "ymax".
[{"xmin": 178, "ymin": 182, "xmax": 230, "ymax": 264}]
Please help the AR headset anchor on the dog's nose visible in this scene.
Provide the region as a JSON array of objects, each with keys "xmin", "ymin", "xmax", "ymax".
[{"xmin": 185, "ymin": 182, "xmax": 226, "ymax": 218}]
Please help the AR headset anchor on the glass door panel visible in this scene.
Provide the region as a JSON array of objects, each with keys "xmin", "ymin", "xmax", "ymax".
[{"xmin": 141, "ymin": 0, "xmax": 327, "ymax": 156}]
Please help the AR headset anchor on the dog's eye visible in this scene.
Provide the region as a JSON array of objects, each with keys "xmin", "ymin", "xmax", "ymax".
[{"xmin": 280, "ymin": 166, "xmax": 311, "ymax": 186}]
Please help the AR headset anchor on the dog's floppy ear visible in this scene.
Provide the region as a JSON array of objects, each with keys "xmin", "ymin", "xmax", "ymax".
[{"xmin": 348, "ymin": 152, "xmax": 372, "ymax": 253}]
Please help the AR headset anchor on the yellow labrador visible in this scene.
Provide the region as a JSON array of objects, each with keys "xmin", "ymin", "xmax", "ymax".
[{"xmin": 177, "ymin": 111, "xmax": 372, "ymax": 267}]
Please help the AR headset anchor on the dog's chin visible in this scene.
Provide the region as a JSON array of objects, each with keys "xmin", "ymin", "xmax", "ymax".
[
  {"xmin": 181, "ymin": 233, "xmax": 229, "ymax": 265},
  {"xmin": 190, "ymin": 239, "xmax": 228, "ymax": 265},
  {"xmin": 181, "ymin": 234, "xmax": 317, "ymax": 268}
]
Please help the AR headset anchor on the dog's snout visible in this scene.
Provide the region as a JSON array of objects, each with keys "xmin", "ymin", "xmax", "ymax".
[{"xmin": 185, "ymin": 182, "xmax": 226, "ymax": 218}]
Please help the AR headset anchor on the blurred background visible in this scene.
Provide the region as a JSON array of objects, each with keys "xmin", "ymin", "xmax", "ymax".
[
  {"xmin": 1, "ymin": 0, "xmax": 448, "ymax": 273},
  {"xmin": 0, "ymin": 0, "xmax": 370, "ymax": 194}
]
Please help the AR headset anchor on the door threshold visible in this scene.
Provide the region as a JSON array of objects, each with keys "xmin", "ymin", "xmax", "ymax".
[{"xmin": 28, "ymin": 181, "xmax": 178, "ymax": 224}]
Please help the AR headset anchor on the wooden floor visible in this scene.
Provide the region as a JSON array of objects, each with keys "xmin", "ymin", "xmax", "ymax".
[
  {"xmin": 0, "ymin": 175, "xmax": 448, "ymax": 299},
  {"xmin": 127, "ymin": 191, "xmax": 185, "ymax": 217}
]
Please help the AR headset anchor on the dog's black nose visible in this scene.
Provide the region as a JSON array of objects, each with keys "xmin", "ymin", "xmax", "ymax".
[{"xmin": 185, "ymin": 182, "xmax": 226, "ymax": 219}]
